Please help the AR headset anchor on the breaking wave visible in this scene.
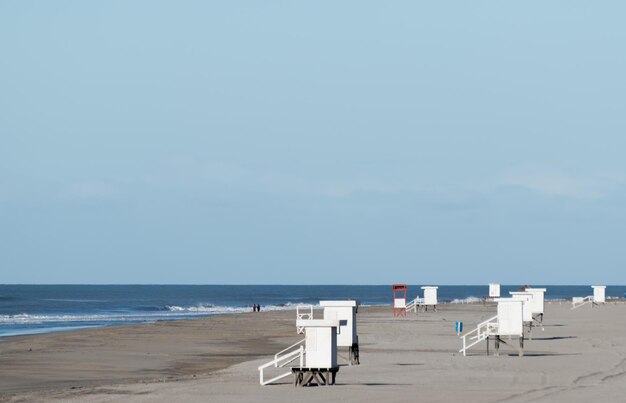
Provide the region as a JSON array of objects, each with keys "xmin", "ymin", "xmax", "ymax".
[
  {"xmin": 0, "ymin": 303, "xmax": 312, "ymax": 325},
  {"xmin": 449, "ymin": 296, "xmax": 482, "ymax": 304}
]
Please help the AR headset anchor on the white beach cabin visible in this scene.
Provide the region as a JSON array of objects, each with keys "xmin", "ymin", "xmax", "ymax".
[
  {"xmin": 525, "ymin": 288, "xmax": 547, "ymax": 324},
  {"xmin": 496, "ymin": 298, "xmax": 524, "ymax": 339},
  {"xmin": 258, "ymin": 319, "xmax": 340, "ymax": 386},
  {"xmin": 509, "ymin": 291, "xmax": 535, "ymax": 337},
  {"xmin": 298, "ymin": 319, "xmax": 338, "ymax": 368},
  {"xmin": 421, "ymin": 286, "xmax": 439, "ymax": 312},
  {"xmin": 295, "ymin": 319, "xmax": 340, "ymax": 386},
  {"xmin": 320, "ymin": 300, "xmax": 360, "ymax": 365},
  {"xmin": 509, "ymin": 292, "xmax": 533, "ymax": 322},
  {"xmin": 572, "ymin": 285, "xmax": 607, "ymax": 309},
  {"xmin": 459, "ymin": 298, "xmax": 525, "ymax": 357},
  {"xmin": 593, "ymin": 286, "xmax": 606, "ymax": 303},
  {"xmin": 489, "ymin": 283, "xmax": 501, "ymax": 298}
]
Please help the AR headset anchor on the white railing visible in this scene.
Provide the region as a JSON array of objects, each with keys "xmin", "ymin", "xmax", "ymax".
[
  {"xmin": 258, "ymin": 343, "xmax": 305, "ymax": 386},
  {"xmin": 296, "ymin": 305, "xmax": 313, "ymax": 334},
  {"xmin": 274, "ymin": 338, "xmax": 305, "ymax": 367},
  {"xmin": 459, "ymin": 315, "xmax": 498, "ymax": 356},
  {"xmin": 572, "ymin": 296, "xmax": 593, "ymax": 310},
  {"xmin": 406, "ymin": 297, "xmax": 423, "ymax": 313}
]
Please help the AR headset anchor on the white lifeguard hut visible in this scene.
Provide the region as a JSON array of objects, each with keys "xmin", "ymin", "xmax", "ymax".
[
  {"xmin": 392, "ymin": 284, "xmax": 407, "ymax": 317},
  {"xmin": 459, "ymin": 298, "xmax": 525, "ymax": 357},
  {"xmin": 572, "ymin": 285, "xmax": 607, "ymax": 309},
  {"xmin": 258, "ymin": 319, "xmax": 340, "ymax": 386},
  {"xmin": 525, "ymin": 288, "xmax": 547, "ymax": 324},
  {"xmin": 421, "ymin": 286, "xmax": 438, "ymax": 312},
  {"xmin": 509, "ymin": 291, "xmax": 535, "ymax": 337},
  {"xmin": 320, "ymin": 300, "xmax": 359, "ymax": 365},
  {"xmin": 489, "ymin": 283, "xmax": 501, "ymax": 298},
  {"xmin": 299, "ymin": 319, "xmax": 338, "ymax": 368},
  {"xmin": 592, "ymin": 286, "xmax": 606, "ymax": 303}
]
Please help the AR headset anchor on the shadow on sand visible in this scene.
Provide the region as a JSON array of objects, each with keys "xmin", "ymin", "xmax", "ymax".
[
  {"xmin": 394, "ymin": 363, "xmax": 425, "ymax": 366},
  {"xmin": 532, "ymin": 336, "xmax": 576, "ymax": 341}
]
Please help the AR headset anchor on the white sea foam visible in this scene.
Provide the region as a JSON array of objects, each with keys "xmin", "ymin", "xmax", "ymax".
[
  {"xmin": 449, "ymin": 297, "xmax": 482, "ymax": 304},
  {"xmin": 0, "ymin": 303, "xmax": 313, "ymax": 325},
  {"xmin": 0, "ymin": 312, "xmax": 183, "ymax": 325},
  {"xmin": 166, "ymin": 302, "xmax": 314, "ymax": 313}
]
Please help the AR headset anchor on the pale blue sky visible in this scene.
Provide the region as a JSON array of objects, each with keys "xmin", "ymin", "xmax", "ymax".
[{"xmin": 1, "ymin": 1, "xmax": 625, "ymax": 284}]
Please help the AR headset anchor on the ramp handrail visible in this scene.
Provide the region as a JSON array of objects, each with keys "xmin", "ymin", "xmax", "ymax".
[
  {"xmin": 572, "ymin": 296, "xmax": 593, "ymax": 310},
  {"xmin": 258, "ymin": 345, "xmax": 305, "ymax": 386},
  {"xmin": 274, "ymin": 338, "xmax": 305, "ymax": 367},
  {"xmin": 406, "ymin": 297, "xmax": 423, "ymax": 312},
  {"xmin": 459, "ymin": 315, "xmax": 498, "ymax": 356}
]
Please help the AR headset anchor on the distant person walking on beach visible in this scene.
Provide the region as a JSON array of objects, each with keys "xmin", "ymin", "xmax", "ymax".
[
  {"xmin": 252, "ymin": 304, "xmax": 257, "ymax": 312},
  {"xmin": 257, "ymin": 304, "xmax": 261, "ymax": 312}
]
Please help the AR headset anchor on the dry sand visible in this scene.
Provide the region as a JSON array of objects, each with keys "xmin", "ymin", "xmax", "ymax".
[{"xmin": 2, "ymin": 302, "xmax": 626, "ymax": 402}]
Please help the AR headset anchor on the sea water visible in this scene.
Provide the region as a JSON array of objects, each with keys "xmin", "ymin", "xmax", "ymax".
[{"xmin": 1, "ymin": 285, "xmax": 625, "ymax": 338}]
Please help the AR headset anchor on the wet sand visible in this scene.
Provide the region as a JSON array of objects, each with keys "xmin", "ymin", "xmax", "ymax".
[
  {"xmin": 0, "ymin": 310, "xmax": 300, "ymax": 400},
  {"xmin": 2, "ymin": 302, "xmax": 626, "ymax": 402}
]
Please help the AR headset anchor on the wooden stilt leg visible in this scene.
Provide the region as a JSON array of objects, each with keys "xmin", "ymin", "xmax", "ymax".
[
  {"xmin": 486, "ymin": 335, "xmax": 489, "ymax": 356},
  {"xmin": 495, "ymin": 336, "xmax": 500, "ymax": 356},
  {"xmin": 519, "ymin": 335, "xmax": 524, "ymax": 357},
  {"xmin": 312, "ymin": 372, "xmax": 324, "ymax": 386},
  {"xmin": 302, "ymin": 372, "xmax": 314, "ymax": 386}
]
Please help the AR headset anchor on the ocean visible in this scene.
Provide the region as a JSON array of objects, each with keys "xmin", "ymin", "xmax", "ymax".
[{"xmin": 1, "ymin": 285, "xmax": 625, "ymax": 338}]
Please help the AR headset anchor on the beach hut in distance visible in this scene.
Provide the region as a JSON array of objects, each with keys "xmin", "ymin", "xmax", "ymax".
[
  {"xmin": 525, "ymin": 288, "xmax": 547, "ymax": 324},
  {"xmin": 459, "ymin": 298, "xmax": 525, "ymax": 357},
  {"xmin": 406, "ymin": 286, "xmax": 439, "ymax": 313},
  {"xmin": 421, "ymin": 286, "xmax": 438, "ymax": 312},
  {"xmin": 509, "ymin": 292, "xmax": 534, "ymax": 333},
  {"xmin": 489, "ymin": 283, "xmax": 501, "ymax": 298},
  {"xmin": 593, "ymin": 286, "xmax": 606, "ymax": 303},
  {"xmin": 510, "ymin": 291, "xmax": 544, "ymax": 337},
  {"xmin": 320, "ymin": 300, "xmax": 360, "ymax": 365},
  {"xmin": 572, "ymin": 285, "xmax": 607, "ymax": 309},
  {"xmin": 509, "ymin": 292, "xmax": 532, "ymax": 321}
]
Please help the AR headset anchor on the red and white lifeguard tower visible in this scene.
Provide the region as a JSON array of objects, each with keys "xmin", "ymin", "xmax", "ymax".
[{"xmin": 392, "ymin": 284, "xmax": 407, "ymax": 317}]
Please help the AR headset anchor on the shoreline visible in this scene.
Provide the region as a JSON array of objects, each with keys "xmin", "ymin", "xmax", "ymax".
[{"xmin": 4, "ymin": 298, "xmax": 626, "ymax": 340}]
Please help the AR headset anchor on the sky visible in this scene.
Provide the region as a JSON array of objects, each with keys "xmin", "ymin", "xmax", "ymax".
[{"xmin": 1, "ymin": 1, "xmax": 625, "ymax": 284}]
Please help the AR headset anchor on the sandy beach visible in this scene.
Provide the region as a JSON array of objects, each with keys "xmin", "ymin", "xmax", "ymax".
[{"xmin": 2, "ymin": 302, "xmax": 626, "ymax": 402}]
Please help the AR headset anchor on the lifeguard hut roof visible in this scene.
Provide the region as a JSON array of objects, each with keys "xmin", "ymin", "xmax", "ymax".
[
  {"xmin": 320, "ymin": 300, "xmax": 357, "ymax": 307},
  {"xmin": 296, "ymin": 319, "xmax": 340, "ymax": 328}
]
